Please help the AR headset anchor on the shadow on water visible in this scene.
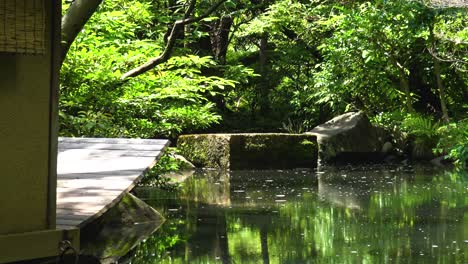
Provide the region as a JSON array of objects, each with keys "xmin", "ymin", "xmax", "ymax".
[
  {"xmin": 79, "ymin": 192, "xmax": 165, "ymax": 264},
  {"xmin": 128, "ymin": 165, "xmax": 467, "ymax": 264},
  {"xmin": 13, "ymin": 192, "xmax": 164, "ymax": 264}
]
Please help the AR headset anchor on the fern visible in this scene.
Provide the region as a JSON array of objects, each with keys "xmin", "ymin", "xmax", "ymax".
[
  {"xmin": 281, "ymin": 118, "xmax": 310, "ymax": 134},
  {"xmin": 401, "ymin": 114, "xmax": 440, "ymax": 139}
]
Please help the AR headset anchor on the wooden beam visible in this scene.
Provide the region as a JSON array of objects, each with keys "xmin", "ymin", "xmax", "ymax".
[
  {"xmin": 47, "ymin": 0, "xmax": 62, "ymax": 230},
  {"xmin": 0, "ymin": 228, "xmax": 79, "ymax": 264}
]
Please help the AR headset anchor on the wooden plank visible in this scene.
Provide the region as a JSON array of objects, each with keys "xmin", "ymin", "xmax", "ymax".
[
  {"xmin": 58, "ymin": 156, "xmax": 159, "ymax": 174},
  {"xmin": 57, "ymin": 195, "xmax": 115, "ymax": 205},
  {"xmin": 55, "ymin": 137, "xmax": 170, "ymax": 229},
  {"xmin": 57, "ymin": 192, "xmax": 120, "ymax": 202},
  {"xmin": 57, "ymin": 187, "xmax": 122, "ymax": 195},
  {"xmin": 57, "ymin": 179, "xmax": 135, "ymax": 189},
  {"xmin": 57, "ymin": 204, "xmax": 120, "ymax": 227},
  {"xmin": 56, "ymin": 194, "xmax": 119, "ymax": 205},
  {"xmin": 56, "ymin": 208, "xmax": 96, "ymax": 216},
  {"xmin": 56, "ymin": 214, "xmax": 93, "ymax": 221},
  {"xmin": 57, "ymin": 205, "xmax": 111, "ymax": 212},
  {"xmin": 59, "ymin": 137, "xmax": 168, "ymax": 145},
  {"xmin": 57, "ymin": 149, "xmax": 160, "ymax": 158},
  {"xmin": 58, "ymin": 172, "xmax": 143, "ymax": 180},
  {"xmin": 57, "ymin": 197, "xmax": 120, "ymax": 205},
  {"xmin": 58, "ymin": 142, "xmax": 166, "ymax": 151},
  {"xmin": 56, "ymin": 225, "xmax": 76, "ymax": 230},
  {"xmin": 57, "ymin": 195, "xmax": 116, "ymax": 205},
  {"xmin": 56, "ymin": 209, "xmax": 95, "ymax": 216},
  {"xmin": 57, "ymin": 186, "xmax": 128, "ymax": 227},
  {"xmin": 57, "ymin": 151, "xmax": 162, "ymax": 166},
  {"xmin": 56, "ymin": 219, "xmax": 84, "ymax": 226},
  {"xmin": 56, "ymin": 213, "xmax": 92, "ymax": 219}
]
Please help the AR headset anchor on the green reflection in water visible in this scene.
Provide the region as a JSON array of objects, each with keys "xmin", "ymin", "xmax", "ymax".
[{"xmin": 130, "ymin": 166, "xmax": 467, "ymax": 264}]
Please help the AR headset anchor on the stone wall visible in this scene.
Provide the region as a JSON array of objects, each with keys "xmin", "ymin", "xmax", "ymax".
[{"xmin": 178, "ymin": 133, "xmax": 318, "ymax": 170}]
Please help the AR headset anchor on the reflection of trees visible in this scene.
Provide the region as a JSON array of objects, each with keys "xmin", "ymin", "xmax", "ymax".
[
  {"xmin": 130, "ymin": 168, "xmax": 467, "ymax": 263},
  {"xmin": 260, "ymin": 226, "xmax": 270, "ymax": 264},
  {"xmin": 225, "ymin": 170, "xmax": 319, "ymax": 263},
  {"xmin": 181, "ymin": 170, "xmax": 231, "ymax": 206},
  {"xmin": 215, "ymin": 210, "xmax": 231, "ymax": 264},
  {"xmin": 309, "ymin": 168, "xmax": 467, "ymax": 263}
]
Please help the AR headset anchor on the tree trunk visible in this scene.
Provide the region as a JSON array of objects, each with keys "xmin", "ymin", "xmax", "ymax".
[
  {"xmin": 61, "ymin": 0, "xmax": 103, "ymax": 63},
  {"xmin": 434, "ymin": 58, "xmax": 450, "ymax": 122},
  {"xmin": 189, "ymin": 15, "xmax": 234, "ymax": 113},
  {"xmin": 429, "ymin": 25, "xmax": 450, "ymax": 122},
  {"xmin": 258, "ymin": 32, "xmax": 270, "ymax": 116},
  {"xmin": 398, "ymin": 70, "xmax": 414, "ymax": 113},
  {"xmin": 210, "ymin": 15, "xmax": 233, "ymax": 65}
]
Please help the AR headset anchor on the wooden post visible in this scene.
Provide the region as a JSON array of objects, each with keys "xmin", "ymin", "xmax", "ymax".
[
  {"xmin": 47, "ymin": 0, "xmax": 62, "ymax": 231},
  {"xmin": 0, "ymin": 1, "xmax": 79, "ymax": 262}
]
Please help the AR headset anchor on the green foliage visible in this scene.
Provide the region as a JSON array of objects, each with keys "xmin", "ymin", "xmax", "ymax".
[
  {"xmin": 373, "ymin": 112, "xmax": 467, "ymax": 165},
  {"xmin": 314, "ymin": 0, "xmax": 430, "ymax": 112},
  {"xmin": 130, "ymin": 216, "xmax": 186, "ymax": 262},
  {"xmin": 223, "ymin": 0, "xmax": 467, "ymax": 135},
  {"xmin": 401, "ymin": 114, "xmax": 441, "ymax": 158},
  {"xmin": 60, "ymin": 0, "xmax": 467, "ymax": 164},
  {"xmin": 281, "ymin": 118, "xmax": 311, "ymax": 134},
  {"xmin": 435, "ymin": 120, "xmax": 468, "ymax": 169},
  {"xmin": 447, "ymin": 138, "xmax": 468, "ymax": 169},
  {"xmin": 401, "ymin": 114, "xmax": 440, "ymax": 140},
  {"xmin": 371, "ymin": 111, "xmax": 414, "ymax": 155},
  {"xmin": 225, "ymin": 0, "xmax": 325, "ymax": 128},
  {"xmin": 60, "ymin": 0, "xmax": 239, "ymax": 139},
  {"xmin": 432, "ymin": 11, "xmax": 468, "ymax": 73},
  {"xmin": 140, "ymin": 148, "xmax": 182, "ymax": 189}
]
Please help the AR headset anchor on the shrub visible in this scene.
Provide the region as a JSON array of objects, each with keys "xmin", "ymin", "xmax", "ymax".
[{"xmin": 435, "ymin": 120, "xmax": 468, "ymax": 169}]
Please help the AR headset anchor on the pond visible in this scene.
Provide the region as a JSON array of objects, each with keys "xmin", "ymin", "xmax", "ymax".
[{"xmin": 128, "ymin": 165, "xmax": 467, "ymax": 263}]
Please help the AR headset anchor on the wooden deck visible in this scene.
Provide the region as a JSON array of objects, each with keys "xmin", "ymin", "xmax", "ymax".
[{"xmin": 56, "ymin": 137, "xmax": 170, "ymax": 229}]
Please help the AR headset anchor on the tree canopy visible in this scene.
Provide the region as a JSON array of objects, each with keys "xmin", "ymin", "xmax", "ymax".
[{"xmin": 60, "ymin": 0, "xmax": 467, "ymax": 167}]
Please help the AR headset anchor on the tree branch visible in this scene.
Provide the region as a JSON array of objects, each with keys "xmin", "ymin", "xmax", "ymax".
[
  {"xmin": 428, "ymin": 47, "xmax": 468, "ymax": 65},
  {"xmin": 227, "ymin": 16, "xmax": 255, "ymax": 46},
  {"xmin": 184, "ymin": 0, "xmax": 197, "ymax": 19},
  {"xmin": 61, "ymin": 0, "xmax": 103, "ymax": 64},
  {"xmin": 121, "ymin": 0, "xmax": 227, "ymax": 79}
]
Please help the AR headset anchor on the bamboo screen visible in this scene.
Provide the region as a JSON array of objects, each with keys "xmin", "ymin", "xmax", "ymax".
[{"xmin": 0, "ymin": 0, "xmax": 45, "ymax": 54}]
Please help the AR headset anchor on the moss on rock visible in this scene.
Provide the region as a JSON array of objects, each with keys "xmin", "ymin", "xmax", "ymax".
[
  {"xmin": 308, "ymin": 112, "xmax": 389, "ymax": 164},
  {"xmin": 177, "ymin": 133, "xmax": 318, "ymax": 170},
  {"xmin": 178, "ymin": 134, "xmax": 231, "ymax": 169}
]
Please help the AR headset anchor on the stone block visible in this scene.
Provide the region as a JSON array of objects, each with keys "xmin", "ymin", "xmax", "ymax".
[{"xmin": 177, "ymin": 133, "xmax": 318, "ymax": 170}]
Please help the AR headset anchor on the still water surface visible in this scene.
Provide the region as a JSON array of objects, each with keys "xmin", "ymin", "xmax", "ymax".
[{"xmin": 129, "ymin": 165, "xmax": 467, "ymax": 263}]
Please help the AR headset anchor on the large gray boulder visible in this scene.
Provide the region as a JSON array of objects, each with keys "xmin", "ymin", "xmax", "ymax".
[{"xmin": 307, "ymin": 111, "xmax": 387, "ymax": 163}]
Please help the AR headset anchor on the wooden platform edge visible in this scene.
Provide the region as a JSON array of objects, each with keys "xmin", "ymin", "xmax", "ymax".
[
  {"xmin": 75, "ymin": 139, "xmax": 171, "ymax": 228},
  {"xmin": 0, "ymin": 228, "xmax": 79, "ymax": 264}
]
